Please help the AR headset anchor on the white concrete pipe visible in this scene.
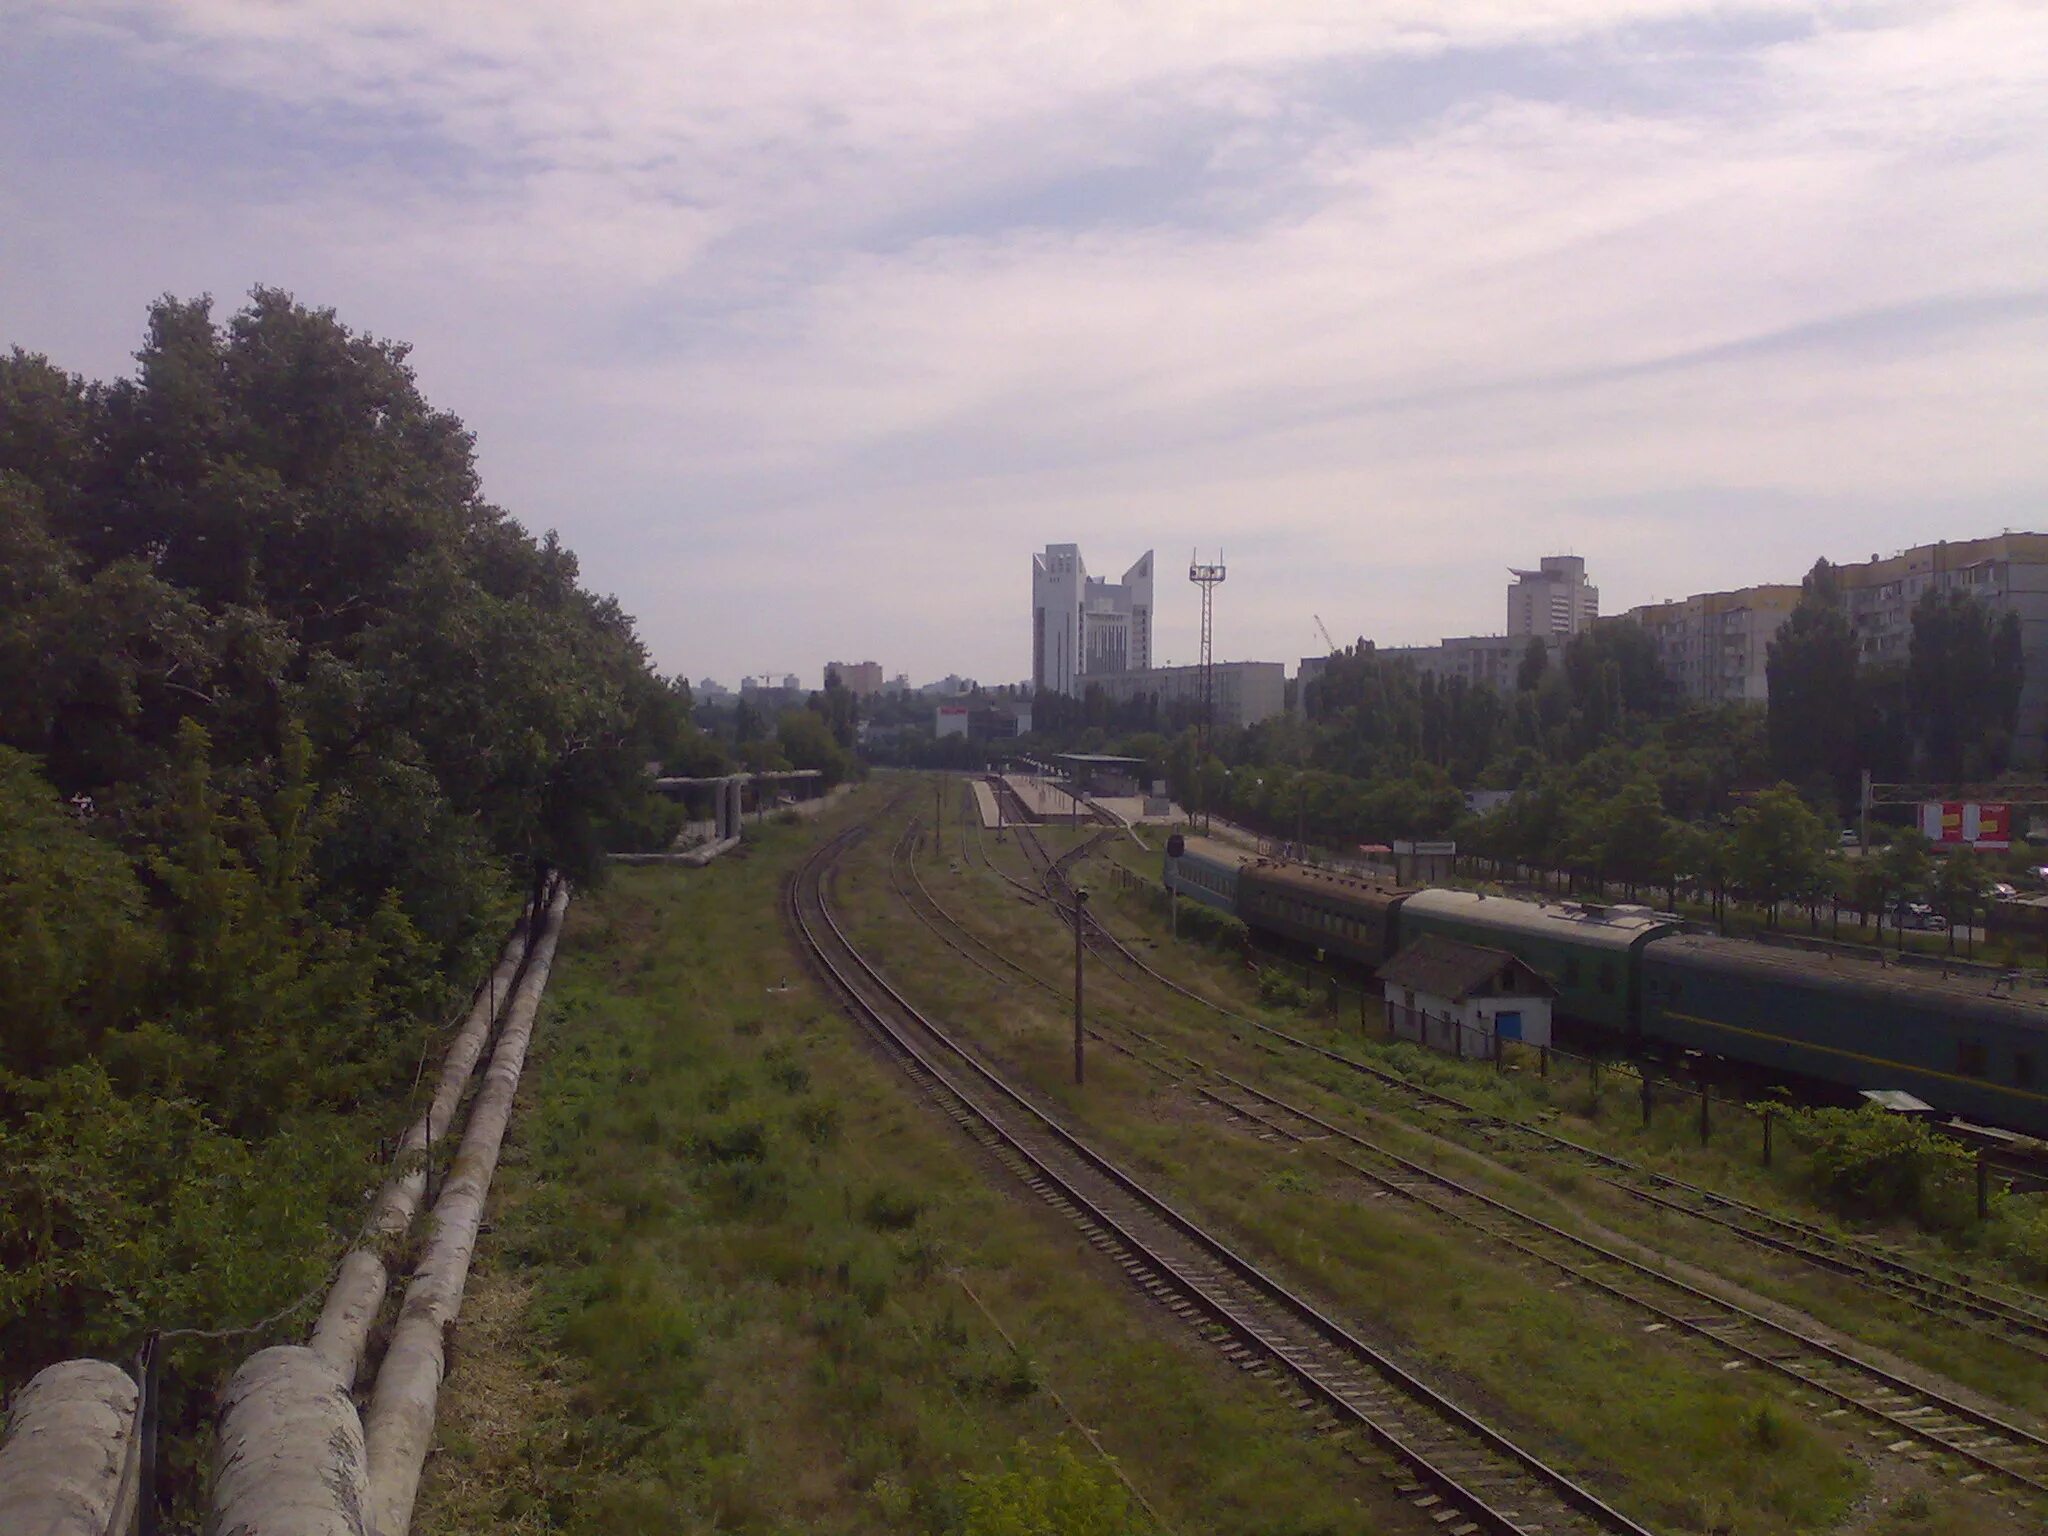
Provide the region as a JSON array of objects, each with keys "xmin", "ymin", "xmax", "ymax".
[
  {"xmin": 206, "ymin": 1347, "xmax": 367, "ymax": 1536},
  {"xmin": 0, "ymin": 1359, "xmax": 141, "ymax": 1536},
  {"xmin": 362, "ymin": 880, "xmax": 570, "ymax": 1536},
  {"xmin": 309, "ymin": 917, "xmax": 533, "ymax": 1387}
]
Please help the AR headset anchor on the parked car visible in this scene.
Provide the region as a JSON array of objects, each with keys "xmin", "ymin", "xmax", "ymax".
[
  {"xmin": 1989, "ymin": 881, "xmax": 2020, "ymax": 902},
  {"xmin": 1888, "ymin": 901, "xmax": 1948, "ymax": 931},
  {"xmin": 1838, "ymin": 829, "xmax": 1860, "ymax": 847}
]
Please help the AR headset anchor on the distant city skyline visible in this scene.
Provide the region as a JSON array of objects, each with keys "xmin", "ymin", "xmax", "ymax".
[{"xmin": 4, "ymin": 4, "xmax": 2044, "ymax": 685}]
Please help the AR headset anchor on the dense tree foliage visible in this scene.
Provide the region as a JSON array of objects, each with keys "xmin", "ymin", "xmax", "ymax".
[
  {"xmin": 1768, "ymin": 559, "xmax": 2023, "ymax": 799},
  {"xmin": 1764, "ymin": 561, "xmax": 1862, "ymax": 802},
  {"xmin": 0, "ymin": 292, "xmax": 688, "ymax": 1424}
]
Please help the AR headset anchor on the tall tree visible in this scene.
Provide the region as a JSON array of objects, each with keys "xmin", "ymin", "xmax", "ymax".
[
  {"xmin": 1730, "ymin": 784, "xmax": 1833, "ymax": 927},
  {"xmin": 1907, "ymin": 587, "xmax": 2024, "ymax": 781},
  {"xmin": 1766, "ymin": 560, "xmax": 1860, "ymax": 804}
]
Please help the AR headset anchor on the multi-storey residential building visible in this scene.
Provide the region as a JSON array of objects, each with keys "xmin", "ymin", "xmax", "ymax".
[
  {"xmin": 1833, "ymin": 534, "xmax": 2048, "ymax": 762},
  {"xmin": 1508, "ymin": 556, "xmax": 1598, "ymax": 639},
  {"xmin": 1623, "ymin": 585, "xmax": 1800, "ymax": 705},
  {"xmin": 1367, "ymin": 554, "xmax": 1587, "ymax": 688},
  {"xmin": 1031, "ymin": 544, "xmax": 1154, "ymax": 696},
  {"xmin": 1380, "ymin": 634, "xmax": 1544, "ymax": 693},
  {"xmin": 1083, "ymin": 661, "xmax": 1285, "ymax": 731},
  {"xmin": 824, "ymin": 660, "xmax": 884, "ymax": 697}
]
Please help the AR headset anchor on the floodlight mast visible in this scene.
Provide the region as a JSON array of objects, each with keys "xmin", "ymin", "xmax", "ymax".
[{"xmin": 1189, "ymin": 552, "xmax": 1226, "ymax": 831}]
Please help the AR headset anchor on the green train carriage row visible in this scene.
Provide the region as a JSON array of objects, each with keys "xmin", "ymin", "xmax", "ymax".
[
  {"xmin": 1167, "ymin": 844, "xmax": 2048, "ymax": 1137},
  {"xmin": 1639, "ymin": 934, "xmax": 2048, "ymax": 1140}
]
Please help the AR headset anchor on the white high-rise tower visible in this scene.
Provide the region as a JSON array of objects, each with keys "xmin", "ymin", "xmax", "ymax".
[
  {"xmin": 1031, "ymin": 545, "xmax": 1154, "ymax": 696},
  {"xmin": 1508, "ymin": 556, "xmax": 1598, "ymax": 639}
]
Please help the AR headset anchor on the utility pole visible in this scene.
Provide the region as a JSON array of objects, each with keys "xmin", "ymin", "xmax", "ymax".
[{"xmin": 1073, "ymin": 888, "xmax": 1089, "ymax": 1086}]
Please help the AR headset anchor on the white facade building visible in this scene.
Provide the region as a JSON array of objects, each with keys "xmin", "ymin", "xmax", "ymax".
[
  {"xmin": 1378, "ymin": 935, "xmax": 1556, "ymax": 1061},
  {"xmin": 1032, "ymin": 544, "xmax": 1154, "ymax": 696},
  {"xmin": 1508, "ymin": 556, "xmax": 1599, "ymax": 639},
  {"xmin": 1083, "ymin": 661, "xmax": 1286, "ymax": 731}
]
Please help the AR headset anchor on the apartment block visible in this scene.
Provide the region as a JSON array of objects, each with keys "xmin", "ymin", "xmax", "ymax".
[
  {"xmin": 824, "ymin": 660, "xmax": 884, "ymax": 697},
  {"xmin": 1623, "ymin": 586, "xmax": 1800, "ymax": 705},
  {"xmin": 1085, "ymin": 661, "xmax": 1286, "ymax": 731}
]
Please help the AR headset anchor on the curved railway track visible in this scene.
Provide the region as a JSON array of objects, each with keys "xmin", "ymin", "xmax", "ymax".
[
  {"xmin": 970, "ymin": 789, "xmax": 2048, "ymax": 1361},
  {"xmin": 797, "ymin": 817, "xmax": 1660, "ymax": 1536}
]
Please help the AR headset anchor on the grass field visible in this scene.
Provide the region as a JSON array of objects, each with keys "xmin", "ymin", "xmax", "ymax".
[
  {"xmin": 414, "ymin": 786, "xmax": 1433, "ymax": 1535},
  {"xmin": 410, "ymin": 779, "xmax": 2048, "ymax": 1534}
]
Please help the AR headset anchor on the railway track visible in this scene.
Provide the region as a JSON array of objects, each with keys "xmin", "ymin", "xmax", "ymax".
[
  {"xmin": 1195, "ymin": 1075, "xmax": 2048, "ymax": 1501},
  {"xmin": 796, "ymin": 818, "xmax": 1659, "ymax": 1536},
  {"xmin": 901, "ymin": 799, "xmax": 2048, "ymax": 1501},
  {"xmin": 1024, "ymin": 821, "xmax": 2048, "ymax": 1362}
]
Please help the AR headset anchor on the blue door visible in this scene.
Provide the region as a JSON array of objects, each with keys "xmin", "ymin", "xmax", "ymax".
[{"xmin": 1495, "ymin": 1010, "xmax": 1523, "ymax": 1041}]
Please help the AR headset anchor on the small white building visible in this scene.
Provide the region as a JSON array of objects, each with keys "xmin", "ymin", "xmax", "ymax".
[{"xmin": 1377, "ymin": 934, "xmax": 1556, "ymax": 1061}]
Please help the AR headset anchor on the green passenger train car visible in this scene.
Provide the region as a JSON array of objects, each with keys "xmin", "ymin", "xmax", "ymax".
[
  {"xmin": 1161, "ymin": 837, "xmax": 1251, "ymax": 915},
  {"xmin": 1640, "ymin": 935, "xmax": 2048, "ymax": 1139},
  {"xmin": 1235, "ymin": 860, "xmax": 1409, "ymax": 966},
  {"xmin": 1394, "ymin": 889, "xmax": 1678, "ymax": 1035}
]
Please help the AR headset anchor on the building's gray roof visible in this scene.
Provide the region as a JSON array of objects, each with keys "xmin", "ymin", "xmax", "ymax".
[
  {"xmin": 1400, "ymin": 888, "xmax": 1677, "ymax": 952},
  {"xmin": 1377, "ymin": 934, "xmax": 1556, "ymax": 1003}
]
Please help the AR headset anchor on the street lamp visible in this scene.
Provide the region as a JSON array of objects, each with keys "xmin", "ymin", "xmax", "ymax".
[{"xmin": 1073, "ymin": 888, "xmax": 1089, "ymax": 1086}]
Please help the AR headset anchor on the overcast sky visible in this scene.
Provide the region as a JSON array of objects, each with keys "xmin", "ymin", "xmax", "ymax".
[{"xmin": 5, "ymin": 2, "xmax": 2045, "ymax": 690}]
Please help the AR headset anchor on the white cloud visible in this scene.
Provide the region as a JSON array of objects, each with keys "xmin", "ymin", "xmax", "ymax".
[{"xmin": 3, "ymin": 0, "xmax": 2045, "ymax": 686}]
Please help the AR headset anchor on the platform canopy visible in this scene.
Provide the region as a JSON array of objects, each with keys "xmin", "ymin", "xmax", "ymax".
[{"xmin": 1051, "ymin": 753, "xmax": 1151, "ymax": 769}]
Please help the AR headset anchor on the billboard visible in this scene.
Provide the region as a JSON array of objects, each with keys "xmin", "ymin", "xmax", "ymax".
[{"xmin": 1918, "ymin": 801, "xmax": 2012, "ymax": 850}]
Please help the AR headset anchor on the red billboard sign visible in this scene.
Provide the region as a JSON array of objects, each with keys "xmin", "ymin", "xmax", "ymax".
[{"xmin": 1918, "ymin": 801, "xmax": 2011, "ymax": 850}]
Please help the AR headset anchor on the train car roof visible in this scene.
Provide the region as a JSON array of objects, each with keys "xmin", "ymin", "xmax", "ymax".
[
  {"xmin": 1170, "ymin": 836, "xmax": 1257, "ymax": 869},
  {"xmin": 1399, "ymin": 887, "xmax": 1678, "ymax": 951},
  {"xmin": 1645, "ymin": 931, "xmax": 2048, "ymax": 1027},
  {"xmin": 1239, "ymin": 858, "xmax": 1411, "ymax": 903}
]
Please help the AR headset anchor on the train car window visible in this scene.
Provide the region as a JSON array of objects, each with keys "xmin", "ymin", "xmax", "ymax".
[
  {"xmin": 1958, "ymin": 1041, "xmax": 1988, "ymax": 1078},
  {"xmin": 1598, "ymin": 961, "xmax": 1615, "ymax": 995},
  {"xmin": 2017, "ymin": 1051, "xmax": 2035, "ymax": 1088}
]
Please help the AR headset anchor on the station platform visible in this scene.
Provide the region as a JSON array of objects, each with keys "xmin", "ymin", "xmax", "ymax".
[
  {"xmin": 1001, "ymin": 773, "xmax": 1091, "ymax": 822},
  {"xmin": 971, "ymin": 779, "xmax": 1001, "ymax": 829}
]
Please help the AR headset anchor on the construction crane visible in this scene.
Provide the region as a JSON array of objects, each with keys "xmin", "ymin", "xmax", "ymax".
[{"xmin": 1314, "ymin": 614, "xmax": 1338, "ymax": 654}]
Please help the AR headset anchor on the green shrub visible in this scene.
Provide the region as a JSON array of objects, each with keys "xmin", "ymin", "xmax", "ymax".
[
  {"xmin": 860, "ymin": 1182, "xmax": 924, "ymax": 1231},
  {"xmin": 792, "ymin": 1096, "xmax": 842, "ymax": 1147},
  {"xmin": 957, "ymin": 1439, "xmax": 1145, "ymax": 1536},
  {"xmin": 1255, "ymin": 968, "xmax": 1315, "ymax": 1011},
  {"xmin": 1782, "ymin": 1105, "xmax": 1973, "ymax": 1224}
]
